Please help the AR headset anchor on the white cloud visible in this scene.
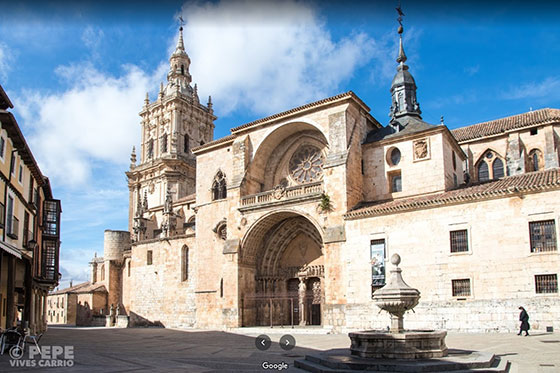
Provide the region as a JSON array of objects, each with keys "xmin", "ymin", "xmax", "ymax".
[
  {"xmin": 16, "ymin": 62, "xmax": 167, "ymax": 186},
  {"xmin": 0, "ymin": 42, "xmax": 14, "ymax": 81},
  {"xmin": 179, "ymin": 0, "xmax": 379, "ymax": 115},
  {"xmin": 505, "ymin": 76, "xmax": 560, "ymax": 100}
]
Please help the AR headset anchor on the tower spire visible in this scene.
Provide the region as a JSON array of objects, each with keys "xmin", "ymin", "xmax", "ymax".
[{"xmin": 389, "ymin": 4, "xmax": 421, "ymax": 124}]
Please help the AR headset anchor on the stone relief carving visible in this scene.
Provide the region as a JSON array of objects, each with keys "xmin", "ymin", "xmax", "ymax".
[{"xmin": 413, "ymin": 139, "xmax": 429, "ymax": 160}]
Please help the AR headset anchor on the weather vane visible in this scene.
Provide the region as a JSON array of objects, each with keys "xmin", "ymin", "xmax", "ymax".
[
  {"xmin": 396, "ymin": 1, "xmax": 405, "ymax": 33},
  {"xmin": 178, "ymin": 16, "xmax": 185, "ymax": 30}
]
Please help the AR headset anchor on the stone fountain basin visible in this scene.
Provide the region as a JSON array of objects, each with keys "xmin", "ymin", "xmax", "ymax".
[{"xmin": 349, "ymin": 330, "xmax": 448, "ymax": 359}]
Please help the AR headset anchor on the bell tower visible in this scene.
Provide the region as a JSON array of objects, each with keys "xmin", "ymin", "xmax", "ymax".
[{"xmin": 126, "ymin": 26, "xmax": 216, "ymax": 235}]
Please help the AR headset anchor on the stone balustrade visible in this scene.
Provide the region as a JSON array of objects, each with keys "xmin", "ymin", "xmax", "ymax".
[{"xmin": 240, "ymin": 182, "xmax": 323, "ymax": 208}]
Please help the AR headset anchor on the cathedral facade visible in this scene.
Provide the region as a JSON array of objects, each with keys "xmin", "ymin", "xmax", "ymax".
[{"xmin": 80, "ymin": 25, "xmax": 559, "ymax": 332}]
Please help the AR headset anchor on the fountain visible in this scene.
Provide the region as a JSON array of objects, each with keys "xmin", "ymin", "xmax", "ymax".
[
  {"xmin": 294, "ymin": 253, "xmax": 512, "ymax": 372},
  {"xmin": 348, "ymin": 253, "xmax": 448, "ymax": 359}
]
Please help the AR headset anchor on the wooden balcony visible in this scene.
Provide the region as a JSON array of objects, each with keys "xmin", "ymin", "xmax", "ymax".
[{"xmin": 239, "ymin": 182, "xmax": 323, "ymax": 211}]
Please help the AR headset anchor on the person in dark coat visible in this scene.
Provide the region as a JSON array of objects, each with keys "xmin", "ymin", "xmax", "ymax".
[{"xmin": 518, "ymin": 306, "xmax": 530, "ymax": 336}]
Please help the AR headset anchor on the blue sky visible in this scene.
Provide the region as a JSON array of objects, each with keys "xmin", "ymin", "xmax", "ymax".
[{"xmin": 1, "ymin": 0, "xmax": 559, "ymax": 288}]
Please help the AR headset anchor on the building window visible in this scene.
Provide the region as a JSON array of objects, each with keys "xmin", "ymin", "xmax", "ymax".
[
  {"xmin": 220, "ymin": 278, "xmax": 224, "ymax": 298},
  {"xmin": 535, "ymin": 274, "xmax": 558, "ymax": 294},
  {"xmin": 371, "ymin": 239, "xmax": 386, "ymax": 294},
  {"xmin": 147, "ymin": 139, "xmax": 154, "ymax": 159},
  {"xmin": 127, "ymin": 261, "xmax": 131, "ymax": 277},
  {"xmin": 0, "ymin": 137, "xmax": 5, "ymax": 160},
  {"xmin": 390, "ymin": 148, "xmax": 401, "ymax": 166},
  {"xmin": 147, "ymin": 250, "xmax": 153, "ymax": 265},
  {"xmin": 452, "ymin": 279, "xmax": 471, "ymax": 297},
  {"xmin": 450, "ymin": 229, "xmax": 469, "ymax": 253},
  {"xmin": 6, "ymin": 196, "xmax": 14, "ymax": 237},
  {"xmin": 181, "ymin": 64, "xmax": 185, "ymax": 75},
  {"xmin": 100, "ymin": 264, "xmax": 105, "ymax": 281},
  {"xmin": 492, "ymin": 158, "xmax": 504, "ymax": 179},
  {"xmin": 184, "ymin": 134, "xmax": 189, "ymax": 153},
  {"xmin": 529, "ymin": 220, "xmax": 557, "ymax": 252},
  {"xmin": 161, "ymin": 134, "xmax": 168, "ymax": 153},
  {"xmin": 182, "ymin": 246, "xmax": 189, "ymax": 281},
  {"xmin": 530, "ymin": 128, "xmax": 538, "ymax": 136},
  {"xmin": 212, "ymin": 171, "xmax": 227, "ymax": 200},
  {"xmin": 452, "ymin": 150, "xmax": 457, "ymax": 170},
  {"xmin": 289, "ymin": 145, "xmax": 324, "ymax": 184},
  {"xmin": 18, "ymin": 164, "xmax": 23, "ymax": 183},
  {"xmin": 10, "ymin": 156, "xmax": 15, "ymax": 175},
  {"xmin": 528, "ymin": 149, "xmax": 543, "ymax": 172},
  {"xmin": 391, "ymin": 173, "xmax": 402, "ymax": 193},
  {"xmin": 477, "ymin": 162, "xmax": 489, "ymax": 182},
  {"xmin": 453, "ymin": 174, "xmax": 458, "ymax": 187}
]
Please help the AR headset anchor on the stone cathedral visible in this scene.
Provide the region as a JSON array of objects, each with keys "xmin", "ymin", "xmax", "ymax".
[{"xmin": 55, "ymin": 22, "xmax": 560, "ymax": 332}]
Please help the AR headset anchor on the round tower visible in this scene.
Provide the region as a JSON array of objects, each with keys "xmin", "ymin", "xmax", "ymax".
[{"xmin": 103, "ymin": 230, "xmax": 130, "ymax": 262}]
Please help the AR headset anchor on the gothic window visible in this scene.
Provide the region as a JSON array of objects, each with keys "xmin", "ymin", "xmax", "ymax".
[
  {"xmin": 492, "ymin": 158, "xmax": 504, "ymax": 179},
  {"xmin": 212, "ymin": 171, "xmax": 227, "ymax": 200},
  {"xmin": 184, "ymin": 134, "xmax": 189, "ymax": 153},
  {"xmin": 147, "ymin": 139, "xmax": 154, "ymax": 159},
  {"xmin": 528, "ymin": 149, "xmax": 543, "ymax": 172},
  {"xmin": 477, "ymin": 150, "xmax": 505, "ymax": 181},
  {"xmin": 185, "ymin": 216, "xmax": 195, "ymax": 232},
  {"xmin": 161, "ymin": 135, "xmax": 168, "ymax": 153},
  {"xmin": 477, "ymin": 161, "xmax": 489, "ymax": 181},
  {"xmin": 289, "ymin": 145, "xmax": 324, "ymax": 184},
  {"xmin": 182, "ymin": 245, "xmax": 189, "ymax": 281}
]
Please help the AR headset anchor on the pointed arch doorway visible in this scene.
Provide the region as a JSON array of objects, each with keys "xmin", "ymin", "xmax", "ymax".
[{"xmin": 239, "ymin": 211, "xmax": 324, "ymax": 327}]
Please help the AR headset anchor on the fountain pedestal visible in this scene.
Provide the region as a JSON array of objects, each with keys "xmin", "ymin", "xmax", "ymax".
[{"xmin": 348, "ymin": 254, "xmax": 448, "ymax": 359}]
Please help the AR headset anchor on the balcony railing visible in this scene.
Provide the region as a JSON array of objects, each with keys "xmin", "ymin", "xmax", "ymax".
[
  {"xmin": 7, "ymin": 216, "xmax": 18, "ymax": 239},
  {"xmin": 240, "ymin": 182, "xmax": 323, "ymax": 208}
]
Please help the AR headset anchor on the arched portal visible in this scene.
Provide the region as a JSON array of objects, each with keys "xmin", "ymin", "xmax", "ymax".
[{"xmin": 240, "ymin": 211, "xmax": 324, "ymax": 327}]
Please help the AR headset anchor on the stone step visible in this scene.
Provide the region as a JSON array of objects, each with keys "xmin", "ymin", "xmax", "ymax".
[
  {"xmin": 295, "ymin": 350, "xmax": 512, "ymax": 373},
  {"xmin": 294, "ymin": 357, "xmax": 511, "ymax": 373}
]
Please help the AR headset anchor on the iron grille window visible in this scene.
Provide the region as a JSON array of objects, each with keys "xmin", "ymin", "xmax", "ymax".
[
  {"xmin": 452, "ymin": 279, "xmax": 471, "ymax": 297},
  {"xmin": 535, "ymin": 274, "xmax": 558, "ymax": 294},
  {"xmin": 42, "ymin": 240, "xmax": 58, "ymax": 281},
  {"xmin": 529, "ymin": 220, "xmax": 557, "ymax": 253},
  {"xmin": 43, "ymin": 199, "xmax": 61, "ymax": 237},
  {"xmin": 450, "ymin": 229, "xmax": 469, "ymax": 253}
]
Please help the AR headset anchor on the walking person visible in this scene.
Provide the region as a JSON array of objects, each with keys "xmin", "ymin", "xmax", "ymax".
[{"xmin": 518, "ymin": 306, "xmax": 530, "ymax": 336}]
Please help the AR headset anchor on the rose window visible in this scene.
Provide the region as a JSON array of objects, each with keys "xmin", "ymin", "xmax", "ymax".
[{"xmin": 289, "ymin": 146, "xmax": 324, "ymax": 184}]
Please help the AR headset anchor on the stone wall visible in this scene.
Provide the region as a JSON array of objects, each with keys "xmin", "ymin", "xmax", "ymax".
[{"xmin": 344, "ymin": 190, "xmax": 560, "ymax": 332}]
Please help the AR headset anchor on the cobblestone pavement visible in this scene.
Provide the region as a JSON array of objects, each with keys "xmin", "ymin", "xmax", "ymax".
[{"xmin": 0, "ymin": 326, "xmax": 558, "ymax": 372}]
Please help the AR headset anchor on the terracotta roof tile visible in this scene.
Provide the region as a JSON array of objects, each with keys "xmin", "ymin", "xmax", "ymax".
[
  {"xmin": 345, "ymin": 168, "xmax": 560, "ymax": 220},
  {"xmin": 452, "ymin": 108, "xmax": 560, "ymax": 143},
  {"xmin": 49, "ymin": 282, "xmax": 107, "ymax": 295}
]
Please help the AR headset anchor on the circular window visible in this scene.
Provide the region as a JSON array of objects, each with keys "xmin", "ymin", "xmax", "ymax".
[
  {"xmin": 388, "ymin": 148, "xmax": 401, "ymax": 166},
  {"xmin": 289, "ymin": 145, "xmax": 324, "ymax": 184},
  {"xmin": 485, "ymin": 152, "xmax": 493, "ymax": 159}
]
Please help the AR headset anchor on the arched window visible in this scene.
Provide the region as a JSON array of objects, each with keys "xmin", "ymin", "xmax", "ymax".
[
  {"xmin": 391, "ymin": 173, "xmax": 402, "ymax": 193},
  {"xmin": 186, "ymin": 216, "xmax": 195, "ymax": 232},
  {"xmin": 477, "ymin": 162, "xmax": 489, "ymax": 182},
  {"xmin": 184, "ymin": 134, "xmax": 189, "ymax": 153},
  {"xmin": 100, "ymin": 264, "xmax": 105, "ymax": 281},
  {"xmin": 492, "ymin": 158, "xmax": 504, "ymax": 179},
  {"xmin": 212, "ymin": 171, "xmax": 227, "ymax": 200},
  {"xmin": 181, "ymin": 65, "xmax": 185, "ymax": 75},
  {"xmin": 182, "ymin": 246, "xmax": 189, "ymax": 281},
  {"xmin": 220, "ymin": 278, "xmax": 224, "ymax": 298},
  {"xmin": 528, "ymin": 149, "xmax": 543, "ymax": 172}
]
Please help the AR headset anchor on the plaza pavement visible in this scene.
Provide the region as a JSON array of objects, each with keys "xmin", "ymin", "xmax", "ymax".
[{"xmin": 0, "ymin": 326, "xmax": 558, "ymax": 372}]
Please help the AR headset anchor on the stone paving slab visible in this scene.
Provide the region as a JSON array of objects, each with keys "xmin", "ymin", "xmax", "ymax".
[{"xmin": 0, "ymin": 327, "xmax": 557, "ymax": 372}]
